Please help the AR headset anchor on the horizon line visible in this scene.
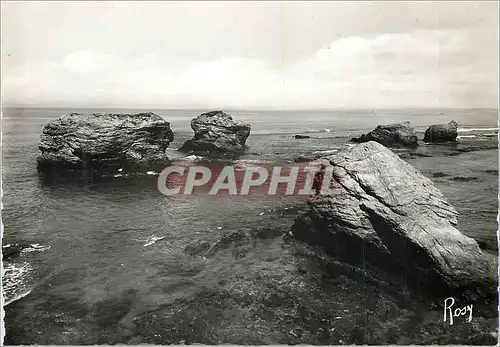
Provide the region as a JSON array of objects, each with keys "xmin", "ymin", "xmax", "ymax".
[{"xmin": 2, "ymin": 104, "xmax": 499, "ymax": 112}]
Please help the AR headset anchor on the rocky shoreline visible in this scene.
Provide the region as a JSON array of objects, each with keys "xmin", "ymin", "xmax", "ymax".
[{"xmin": 34, "ymin": 111, "xmax": 497, "ymax": 307}]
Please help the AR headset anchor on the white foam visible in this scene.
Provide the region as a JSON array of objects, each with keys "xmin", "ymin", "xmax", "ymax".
[
  {"xmin": 146, "ymin": 171, "xmax": 159, "ymax": 176},
  {"xmin": 142, "ymin": 235, "xmax": 165, "ymax": 247},
  {"xmin": 305, "ymin": 128, "xmax": 333, "ymax": 133},
  {"xmin": 3, "ymin": 261, "xmax": 34, "ymax": 306},
  {"xmin": 457, "ymin": 135, "xmax": 476, "ymax": 139},
  {"xmin": 235, "ymin": 159, "xmax": 272, "ymax": 167},
  {"xmin": 20, "ymin": 244, "xmax": 51, "ymax": 254},
  {"xmin": 458, "ymin": 127, "xmax": 498, "ymax": 133},
  {"xmin": 5, "ymin": 288, "xmax": 33, "ymax": 306},
  {"xmin": 184, "ymin": 155, "xmax": 204, "ymax": 161},
  {"xmin": 313, "ymin": 149, "xmax": 338, "ymax": 154}
]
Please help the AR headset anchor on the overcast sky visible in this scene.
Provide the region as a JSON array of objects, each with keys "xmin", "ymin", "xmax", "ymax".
[{"xmin": 1, "ymin": 1, "xmax": 498, "ymax": 109}]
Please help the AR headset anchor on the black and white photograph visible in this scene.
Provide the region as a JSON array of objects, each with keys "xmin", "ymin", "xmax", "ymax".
[{"xmin": 1, "ymin": 1, "xmax": 498, "ymax": 345}]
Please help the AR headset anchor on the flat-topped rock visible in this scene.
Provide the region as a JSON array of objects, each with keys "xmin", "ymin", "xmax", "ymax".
[
  {"xmin": 178, "ymin": 111, "xmax": 251, "ymax": 157},
  {"xmin": 37, "ymin": 112, "xmax": 174, "ymax": 175}
]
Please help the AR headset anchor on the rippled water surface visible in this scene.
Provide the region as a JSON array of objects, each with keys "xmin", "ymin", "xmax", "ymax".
[{"xmin": 2, "ymin": 107, "xmax": 498, "ymax": 344}]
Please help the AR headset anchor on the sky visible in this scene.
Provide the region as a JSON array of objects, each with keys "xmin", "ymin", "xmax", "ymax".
[{"xmin": 1, "ymin": 1, "xmax": 498, "ymax": 109}]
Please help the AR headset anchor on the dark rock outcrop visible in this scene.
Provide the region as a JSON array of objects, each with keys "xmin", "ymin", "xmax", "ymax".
[
  {"xmin": 3, "ymin": 243, "xmax": 30, "ymax": 261},
  {"xmin": 294, "ymin": 135, "xmax": 311, "ymax": 139},
  {"xmin": 184, "ymin": 228, "xmax": 284, "ymax": 259},
  {"xmin": 178, "ymin": 111, "xmax": 251, "ymax": 157},
  {"xmin": 351, "ymin": 122, "xmax": 418, "ymax": 148},
  {"xmin": 37, "ymin": 112, "xmax": 174, "ymax": 175},
  {"xmin": 450, "ymin": 176, "xmax": 478, "ymax": 182},
  {"xmin": 432, "ymin": 172, "xmax": 450, "ymax": 178},
  {"xmin": 293, "ymin": 156, "xmax": 313, "ymax": 163},
  {"xmin": 424, "ymin": 120, "xmax": 458, "ymax": 143},
  {"xmin": 479, "ymin": 132, "xmax": 498, "ymax": 138},
  {"xmin": 293, "ymin": 154, "xmax": 324, "ymax": 163},
  {"xmin": 291, "ymin": 141, "xmax": 495, "ymax": 302}
]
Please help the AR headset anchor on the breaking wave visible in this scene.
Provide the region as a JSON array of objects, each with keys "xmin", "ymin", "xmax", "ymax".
[
  {"xmin": 303, "ymin": 128, "xmax": 333, "ymax": 134},
  {"xmin": 183, "ymin": 155, "xmax": 204, "ymax": 161},
  {"xmin": 135, "ymin": 235, "xmax": 166, "ymax": 247},
  {"xmin": 458, "ymin": 127, "xmax": 498, "ymax": 133},
  {"xmin": 313, "ymin": 149, "xmax": 339, "ymax": 155}
]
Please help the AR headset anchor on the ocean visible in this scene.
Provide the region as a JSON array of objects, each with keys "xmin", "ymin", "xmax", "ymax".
[{"xmin": 1, "ymin": 107, "xmax": 498, "ymax": 344}]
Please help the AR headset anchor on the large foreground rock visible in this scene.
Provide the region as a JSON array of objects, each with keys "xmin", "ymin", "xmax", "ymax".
[
  {"xmin": 424, "ymin": 120, "xmax": 458, "ymax": 143},
  {"xmin": 351, "ymin": 122, "xmax": 418, "ymax": 148},
  {"xmin": 179, "ymin": 111, "xmax": 251, "ymax": 157},
  {"xmin": 37, "ymin": 112, "xmax": 174, "ymax": 174},
  {"xmin": 292, "ymin": 141, "xmax": 495, "ymax": 302}
]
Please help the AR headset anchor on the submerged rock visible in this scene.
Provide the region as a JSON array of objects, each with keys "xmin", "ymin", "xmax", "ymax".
[
  {"xmin": 424, "ymin": 120, "xmax": 458, "ymax": 143},
  {"xmin": 186, "ymin": 228, "xmax": 285, "ymax": 259},
  {"xmin": 37, "ymin": 112, "xmax": 174, "ymax": 175},
  {"xmin": 293, "ymin": 154, "xmax": 324, "ymax": 163},
  {"xmin": 178, "ymin": 111, "xmax": 251, "ymax": 157},
  {"xmin": 207, "ymin": 230, "xmax": 254, "ymax": 257},
  {"xmin": 432, "ymin": 172, "xmax": 450, "ymax": 178},
  {"xmin": 291, "ymin": 141, "xmax": 495, "ymax": 302},
  {"xmin": 351, "ymin": 122, "xmax": 418, "ymax": 148},
  {"xmin": 478, "ymin": 132, "xmax": 498, "ymax": 138},
  {"xmin": 184, "ymin": 241, "xmax": 211, "ymax": 257},
  {"xmin": 450, "ymin": 176, "xmax": 478, "ymax": 182}
]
